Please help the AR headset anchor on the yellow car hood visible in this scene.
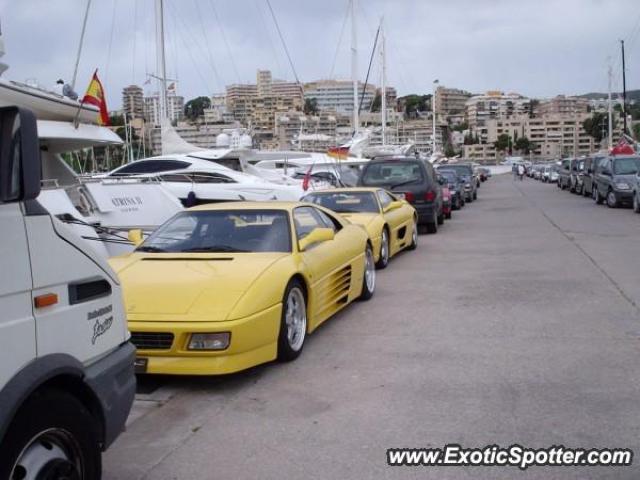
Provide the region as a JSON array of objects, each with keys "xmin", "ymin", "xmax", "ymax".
[
  {"xmin": 339, "ymin": 213, "xmax": 378, "ymax": 228},
  {"xmin": 111, "ymin": 253, "xmax": 287, "ymax": 321}
]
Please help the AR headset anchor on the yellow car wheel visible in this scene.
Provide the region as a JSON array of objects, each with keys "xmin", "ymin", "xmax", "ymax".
[
  {"xmin": 277, "ymin": 280, "xmax": 307, "ymax": 362},
  {"xmin": 359, "ymin": 245, "xmax": 376, "ymax": 301},
  {"xmin": 375, "ymin": 228, "xmax": 390, "ymax": 269},
  {"xmin": 407, "ymin": 218, "xmax": 418, "ymax": 251}
]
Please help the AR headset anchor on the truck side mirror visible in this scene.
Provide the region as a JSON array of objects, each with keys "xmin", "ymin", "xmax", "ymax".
[{"xmin": 0, "ymin": 107, "xmax": 40, "ymax": 203}]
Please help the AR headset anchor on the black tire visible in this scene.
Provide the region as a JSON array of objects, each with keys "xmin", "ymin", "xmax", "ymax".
[
  {"xmin": 606, "ymin": 190, "xmax": 617, "ymax": 208},
  {"xmin": 426, "ymin": 212, "xmax": 438, "ymax": 234},
  {"xmin": 473, "ymin": 191, "xmax": 477, "ymax": 200},
  {"xmin": 466, "ymin": 194, "xmax": 473, "ymax": 203},
  {"xmin": 583, "ymin": 186, "xmax": 589, "ymax": 197},
  {"xmin": 437, "ymin": 211, "xmax": 444, "ymax": 225},
  {"xmin": 407, "ymin": 218, "xmax": 418, "ymax": 250},
  {"xmin": 359, "ymin": 244, "xmax": 375, "ymax": 301},
  {"xmin": 0, "ymin": 389, "xmax": 102, "ymax": 480},
  {"xmin": 277, "ymin": 280, "xmax": 307, "ymax": 362},
  {"xmin": 633, "ymin": 193, "xmax": 640, "ymax": 213},
  {"xmin": 375, "ymin": 227, "xmax": 390, "ymax": 269},
  {"xmin": 594, "ymin": 187, "xmax": 604, "ymax": 204},
  {"xmin": 445, "ymin": 210, "xmax": 452, "ymax": 220}
]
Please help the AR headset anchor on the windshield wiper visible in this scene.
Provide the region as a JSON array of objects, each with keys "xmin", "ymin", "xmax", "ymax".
[
  {"xmin": 390, "ymin": 179, "xmax": 419, "ymax": 189},
  {"xmin": 181, "ymin": 245, "xmax": 248, "ymax": 253},
  {"xmin": 136, "ymin": 246, "xmax": 167, "ymax": 253}
]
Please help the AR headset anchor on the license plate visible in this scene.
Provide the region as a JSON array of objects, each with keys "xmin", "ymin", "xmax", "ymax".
[{"xmin": 134, "ymin": 357, "xmax": 148, "ymax": 374}]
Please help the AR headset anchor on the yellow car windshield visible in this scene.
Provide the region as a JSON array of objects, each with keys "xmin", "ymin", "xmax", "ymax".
[
  {"xmin": 137, "ymin": 210, "xmax": 291, "ymax": 253},
  {"xmin": 304, "ymin": 192, "xmax": 379, "ymax": 213}
]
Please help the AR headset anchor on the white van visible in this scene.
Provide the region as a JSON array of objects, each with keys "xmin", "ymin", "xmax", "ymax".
[{"xmin": 0, "ymin": 107, "xmax": 135, "ymax": 478}]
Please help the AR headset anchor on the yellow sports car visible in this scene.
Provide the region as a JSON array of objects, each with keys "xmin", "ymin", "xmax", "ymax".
[
  {"xmin": 109, "ymin": 201, "xmax": 375, "ymax": 375},
  {"xmin": 303, "ymin": 188, "xmax": 417, "ymax": 269}
]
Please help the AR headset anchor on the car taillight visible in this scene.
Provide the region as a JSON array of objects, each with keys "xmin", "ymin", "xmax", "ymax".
[
  {"xmin": 424, "ymin": 190, "xmax": 436, "ymax": 202},
  {"xmin": 404, "ymin": 192, "xmax": 415, "ymax": 203}
]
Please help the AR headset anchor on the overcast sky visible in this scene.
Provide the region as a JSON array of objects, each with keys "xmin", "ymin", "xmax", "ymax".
[{"xmin": 0, "ymin": 0, "xmax": 638, "ymax": 110}]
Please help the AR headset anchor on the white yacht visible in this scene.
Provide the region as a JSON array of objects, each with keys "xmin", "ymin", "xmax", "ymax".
[{"xmin": 104, "ymin": 154, "xmax": 304, "ymax": 203}]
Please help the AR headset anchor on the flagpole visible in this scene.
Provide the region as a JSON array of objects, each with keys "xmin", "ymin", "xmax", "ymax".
[{"xmin": 73, "ymin": 68, "xmax": 97, "ymax": 129}]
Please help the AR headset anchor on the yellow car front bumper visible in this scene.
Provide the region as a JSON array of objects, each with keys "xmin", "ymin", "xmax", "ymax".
[{"xmin": 129, "ymin": 304, "xmax": 282, "ymax": 375}]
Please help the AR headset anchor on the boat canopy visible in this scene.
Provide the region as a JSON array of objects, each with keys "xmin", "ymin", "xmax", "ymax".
[{"xmin": 37, "ymin": 120, "xmax": 123, "ymax": 153}]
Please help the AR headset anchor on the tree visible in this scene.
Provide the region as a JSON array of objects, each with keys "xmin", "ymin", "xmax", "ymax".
[
  {"xmin": 398, "ymin": 94, "xmax": 431, "ymax": 118},
  {"xmin": 582, "ymin": 112, "xmax": 608, "ymax": 143},
  {"xmin": 370, "ymin": 92, "xmax": 381, "ymax": 113},
  {"xmin": 452, "ymin": 121, "xmax": 469, "ymax": 132},
  {"xmin": 494, "ymin": 133, "xmax": 510, "ymax": 151},
  {"xmin": 444, "ymin": 143, "xmax": 456, "ymax": 157},
  {"xmin": 184, "ymin": 96, "xmax": 211, "ymax": 121},
  {"xmin": 514, "ymin": 136, "xmax": 532, "ymax": 154},
  {"xmin": 304, "ymin": 97, "xmax": 319, "ymax": 115}
]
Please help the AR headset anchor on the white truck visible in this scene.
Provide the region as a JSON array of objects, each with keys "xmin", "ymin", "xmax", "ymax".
[{"xmin": 0, "ymin": 107, "xmax": 135, "ymax": 478}]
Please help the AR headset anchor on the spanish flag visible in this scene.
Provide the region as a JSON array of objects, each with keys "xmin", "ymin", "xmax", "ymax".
[{"xmin": 82, "ymin": 69, "xmax": 110, "ymax": 125}]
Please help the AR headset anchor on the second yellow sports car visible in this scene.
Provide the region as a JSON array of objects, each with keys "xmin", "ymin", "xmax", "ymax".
[
  {"xmin": 303, "ymin": 188, "xmax": 418, "ymax": 269},
  {"xmin": 109, "ymin": 201, "xmax": 375, "ymax": 375}
]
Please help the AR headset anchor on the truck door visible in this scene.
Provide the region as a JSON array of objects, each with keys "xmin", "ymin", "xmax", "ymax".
[{"xmin": 0, "ymin": 202, "xmax": 36, "ymax": 388}]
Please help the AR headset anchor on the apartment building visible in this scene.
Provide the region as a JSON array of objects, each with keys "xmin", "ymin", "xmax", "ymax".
[
  {"xmin": 537, "ymin": 95, "xmax": 589, "ymax": 116},
  {"xmin": 465, "ymin": 91, "xmax": 531, "ymax": 129},
  {"xmin": 303, "ymin": 79, "xmax": 377, "ymax": 114},
  {"xmin": 434, "ymin": 86, "xmax": 472, "ymax": 119},
  {"xmin": 225, "ymin": 70, "xmax": 303, "ymax": 127},
  {"xmin": 144, "ymin": 91, "xmax": 184, "ymax": 126},
  {"xmin": 122, "ymin": 85, "xmax": 144, "ymax": 120}
]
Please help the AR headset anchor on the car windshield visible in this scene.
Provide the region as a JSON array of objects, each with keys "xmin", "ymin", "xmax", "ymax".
[
  {"xmin": 304, "ymin": 191, "xmax": 379, "ymax": 213},
  {"xmin": 136, "ymin": 210, "xmax": 291, "ymax": 253},
  {"xmin": 439, "ymin": 171, "xmax": 458, "ymax": 183},
  {"xmin": 613, "ymin": 157, "xmax": 640, "ymax": 175},
  {"xmin": 361, "ymin": 161, "xmax": 423, "ymax": 187},
  {"xmin": 439, "ymin": 165, "xmax": 472, "ymax": 177}
]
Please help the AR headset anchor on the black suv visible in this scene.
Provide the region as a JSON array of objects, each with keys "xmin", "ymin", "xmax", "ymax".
[
  {"xmin": 437, "ymin": 163, "xmax": 477, "ymax": 202},
  {"xmin": 437, "ymin": 169, "xmax": 465, "ymax": 210},
  {"xmin": 358, "ymin": 157, "xmax": 443, "ymax": 233},
  {"xmin": 592, "ymin": 155, "xmax": 640, "ymax": 207},
  {"xmin": 569, "ymin": 158, "xmax": 585, "ymax": 193},
  {"xmin": 557, "ymin": 158, "xmax": 572, "ymax": 190}
]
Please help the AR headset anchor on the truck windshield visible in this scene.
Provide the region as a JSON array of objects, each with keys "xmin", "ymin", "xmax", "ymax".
[{"xmin": 137, "ymin": 210, "xmax": 291, "ymax": 253}]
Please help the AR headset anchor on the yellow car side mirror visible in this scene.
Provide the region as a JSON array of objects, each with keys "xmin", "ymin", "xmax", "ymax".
[
  {"xmin": 385, "ymin": 200, "xmax": 403, "ymax": 212},
  {"xmin": 298, "ymin": 227, "xmax": 335, "ymax": 252},
  {"xmin": 128, "ymin": 229, "xmax": 144, "ymax": 246}
]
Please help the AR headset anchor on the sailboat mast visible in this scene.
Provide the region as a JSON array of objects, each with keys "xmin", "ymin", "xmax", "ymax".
[
  {"xmin": 608, "ymin": 59, "xmax": 613, "ymax": 149},
  {"xmin": 71, "ymin": 0, "xmax": 92, "ymax": 90},
  {"xmin": 380, "ymin": 17, "xmax": 386, "ymax": 146},
  {"xmin": 621, "ymin": 39, "xmax": 627, "ymax": 135},
  {"xmin": 351, "ymin": 0, "xmax": 359, "ymax": 133},
  {"xmin": 155, "ymin": 0, "xmax": 168, "ymax": 123}
]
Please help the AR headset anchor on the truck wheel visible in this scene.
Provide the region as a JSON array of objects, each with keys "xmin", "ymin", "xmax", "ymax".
[{"xmin": 0, "ymin": 389, "xmax": 101, "ymax": 480}]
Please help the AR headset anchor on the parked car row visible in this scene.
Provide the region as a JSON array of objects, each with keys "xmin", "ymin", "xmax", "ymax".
[
  {"xmin": 529, "ymin": 154, "xmax": 640, "ymax": 211},
  {"xmin": 108, "ymin": 158, "xmax": 489, "ymax": 378}
]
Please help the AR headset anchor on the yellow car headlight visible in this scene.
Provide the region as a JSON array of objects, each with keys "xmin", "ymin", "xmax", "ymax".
[{"xmin": 188, "ymin": 332, "xmax": 231, "ymax": 351}]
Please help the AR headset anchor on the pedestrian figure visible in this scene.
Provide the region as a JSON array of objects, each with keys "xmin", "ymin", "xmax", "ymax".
[
  {"xmin": 512, "ymin": 164, "xmax": 518, "ymax": 180},
  {"xmin": 517, "ymin": 164, "xmax": 525, "ymax": 181}
]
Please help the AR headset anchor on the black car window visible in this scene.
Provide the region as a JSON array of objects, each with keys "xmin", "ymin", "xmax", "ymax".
[
  {"xmin": 437, "ymin": 165, "xmax": 472, "ymax": 177},
  {"xmin": 314, "ymin": 208, "xmax": 342, "ymax": 232},
  {"xmin": 360, "ymin": 161, "xmax": 424, "ymax": 187},
  {"xmin": 376, "ymin": 190, "xmax": 394, "ymax": 209},
  {"xmin": 111, "ymin": 160, "xmax": 191, "ymax": 175},
  {"xmin": 613, "ymin": 157, "xmax": 640, "ymax": 175}
]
